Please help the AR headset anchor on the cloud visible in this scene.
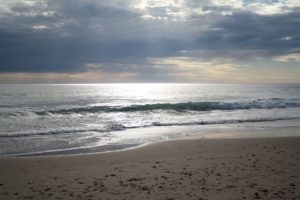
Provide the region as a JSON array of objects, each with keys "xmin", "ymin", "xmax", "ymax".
[
  {"xmin": 194, "ymin": 10, "xmax": 300, "ymax": 60},
  {"xmin": 150, "ymin": 56, "xmax": 245, "ymax": 82},
  {"xmin": 0, "ymin": 0, "xmax": 299, "ymax": 83},
  {"xmin": 0, "ymin": 71, "xmax": 137, "ymax": 83},
  {"xmin": 273, "ymin": 53, "xmax": 300, "ymax": 62},
  {"xmin": 245, "ymin": 0, "xmax": 300, "ymax": 15}
]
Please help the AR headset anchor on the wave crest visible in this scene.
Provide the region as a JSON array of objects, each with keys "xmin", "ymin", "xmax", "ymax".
[{"xmin": 34, "ymin": 98, "xmax": 300, "ymax": 115}]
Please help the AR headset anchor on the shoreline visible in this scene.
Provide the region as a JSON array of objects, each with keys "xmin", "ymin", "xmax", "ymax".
[
  {"xmin": 0, "ymin": 136, "xmax": 299, "ymax": 199},
  {"xmin": 4, "ymin": 135, "xmax": 300, "ymax": 158},
  {"xmin": 2, "ymin": 125, "xmax": 300, "ymax": 158}
]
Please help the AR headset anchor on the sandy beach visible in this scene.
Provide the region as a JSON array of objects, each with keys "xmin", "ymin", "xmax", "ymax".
[{"xmin": 0, "ymin": 137, "xmax": 299, "ymax": 200}]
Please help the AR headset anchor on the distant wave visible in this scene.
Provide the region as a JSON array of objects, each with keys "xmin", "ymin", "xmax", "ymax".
[
  {"xmin": 33, "ymin": 98, "xmax": 300, "ymax": 115},
  {"xmin": 1, "ymin": 116, "xmax": 299, "ymax": 138}
]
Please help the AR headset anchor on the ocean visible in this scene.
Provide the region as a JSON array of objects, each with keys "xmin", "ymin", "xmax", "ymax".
[{"xmin": 0, "ymin": 84, "xmax": 300, "ymax": 156}]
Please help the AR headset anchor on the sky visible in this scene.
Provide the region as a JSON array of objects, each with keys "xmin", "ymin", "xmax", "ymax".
[{"xmin": 0, "ymin": 0, "xmax": 300, "ymax": 83}]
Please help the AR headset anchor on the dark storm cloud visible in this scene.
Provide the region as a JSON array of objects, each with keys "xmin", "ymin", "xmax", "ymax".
[
  {"xmin": 189, "ymin": 9, "xmax": 300, "ymax": 60},
  {"xmin": 0, "ymin": 0, "xmax": 299, "ymax": 74}
]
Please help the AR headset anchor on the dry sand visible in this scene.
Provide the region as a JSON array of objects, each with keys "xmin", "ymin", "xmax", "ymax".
[{"xmin": 0, "ymin": 137, "xmax": 299, "ymax": 200}]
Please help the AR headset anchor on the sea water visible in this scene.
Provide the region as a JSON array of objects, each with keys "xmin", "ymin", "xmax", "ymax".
[{"xmin": 0, "ymin": 84, "xmax": 300, "ymax": 156}]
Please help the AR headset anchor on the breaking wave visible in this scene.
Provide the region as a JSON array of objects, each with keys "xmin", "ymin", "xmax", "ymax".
[
  {"xmin": 1, "ymin": 116, "xmax": 298, "ymax": 138},
  {"xmin": 151, "ymin": 117, "xmax": 299, "ymax": 127},
  {"xmin": 34, "ymin": 98, "xmax": 300, "ymax": 115},
  {"xmin": 0, "ymin": 123, "xmax": 126, "ymax": 138}
]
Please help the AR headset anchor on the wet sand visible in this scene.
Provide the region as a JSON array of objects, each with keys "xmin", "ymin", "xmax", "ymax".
[{"xmin": 0, "ymin": 137, "xmax": 299, "ymax": 200}]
